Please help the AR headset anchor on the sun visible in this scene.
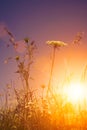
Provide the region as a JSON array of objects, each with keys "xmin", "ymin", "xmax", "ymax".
[{"xmin": 65, "ymin": 82, "xmax": 85, "ymax": 104}]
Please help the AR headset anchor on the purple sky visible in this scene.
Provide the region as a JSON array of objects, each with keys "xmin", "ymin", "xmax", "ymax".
[{"xmin": 0, "ymin": 0, "xmax": 87, "ymax": 92}]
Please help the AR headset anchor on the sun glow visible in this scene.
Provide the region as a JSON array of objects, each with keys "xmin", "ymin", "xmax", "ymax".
[{"xmin": 66, "ymin": 82, "xmax": 85, "ymax": 104}]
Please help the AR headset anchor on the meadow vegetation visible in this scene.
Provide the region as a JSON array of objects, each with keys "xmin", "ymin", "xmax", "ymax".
[{"xmin": 0, "ymin": 27, "xmax": 87, "ymax": 130}]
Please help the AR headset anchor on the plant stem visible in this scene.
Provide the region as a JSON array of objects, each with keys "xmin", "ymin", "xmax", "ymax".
[{"xmin": 47, "ymin": 46, "xmax": 56, "ymax": 96}]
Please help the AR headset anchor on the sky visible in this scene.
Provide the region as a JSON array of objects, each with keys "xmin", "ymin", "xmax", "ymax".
[{"xmin": 0, "ymin": 0, "xmax": 87, "ymax": 94}]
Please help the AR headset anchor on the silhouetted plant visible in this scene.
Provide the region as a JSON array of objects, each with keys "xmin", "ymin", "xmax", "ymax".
[
  {"xmin": 46, "ymin": 40, "xmax": 67, "ymax": 96},
  {"xmin": 0, "ymin": 25, "xmax": 87, "ymax": 130}
]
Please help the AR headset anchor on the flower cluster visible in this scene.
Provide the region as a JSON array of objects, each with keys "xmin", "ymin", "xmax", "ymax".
[{"xmin": 46, "ymin": 40, "xmax": 68, "ymax": 48}]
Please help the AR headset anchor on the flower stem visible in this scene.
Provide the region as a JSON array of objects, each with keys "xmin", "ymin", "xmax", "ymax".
[{"xmin": 47, "ymin": 46, "xmax": 56, "ymax": 96}]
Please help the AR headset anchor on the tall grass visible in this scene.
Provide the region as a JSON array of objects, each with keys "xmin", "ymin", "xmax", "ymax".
[{"xmin": 0, "ymin": 28, "xmax": 87, "ymax": 130}]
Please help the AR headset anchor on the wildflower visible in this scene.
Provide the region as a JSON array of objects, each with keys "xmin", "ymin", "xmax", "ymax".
[
  {"xmin": 46, "ymin": 40, "xmax": 67, "ymax": 48},
  {"xmin": 73, "ymin": 32, "xmax": 84, "ymax": 45},
  {"xmin": 27, "ymin": 41, "xmax": 36, "ymax": 59},
  {"xmin": 46, "ymin": 40, "xmax": 67, "ymax": 96},
  {"xmin": 15, "ymin": 56, "xmax": 20, "ymax": 61},
  {"xmin": 24, "ymin": 37, "xmax": 29, "ymax": 43},
  {"xmin": 4, "ymin": 28, "xmax": 27, "ymax": 53}
]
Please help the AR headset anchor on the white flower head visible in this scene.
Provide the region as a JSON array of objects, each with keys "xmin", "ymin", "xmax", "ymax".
[{"xmin": 46, "ymin": 40, "xmax": 68, "ymax": 47}]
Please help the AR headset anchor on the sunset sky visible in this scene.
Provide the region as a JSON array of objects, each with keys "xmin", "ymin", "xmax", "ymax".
[{"xmin": 0, "ymin": 0, "xmax": 87, "ymax": 92}]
